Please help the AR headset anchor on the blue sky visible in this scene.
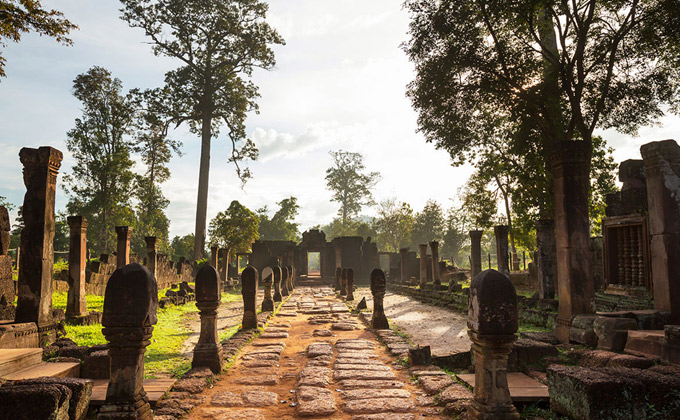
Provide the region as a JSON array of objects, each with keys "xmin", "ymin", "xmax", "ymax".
[{"xmin": 1, "ymin": 0, "xmax": 678, "ymax": 239}]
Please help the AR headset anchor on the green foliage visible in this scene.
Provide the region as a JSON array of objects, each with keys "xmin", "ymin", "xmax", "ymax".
[
  {"xmin": 170, "ymin": 233, "xmax": 195, "ymax": 261},
  {"xmin": 325, "ymin": 150, "xmax": 381, "ymax": 227},
  {"xmin": 373, "ymin": 199, "xmax": 414, "ymax": 252},
  {"xmin": 320, "ymin": 217, "xmax": 377, "ymax": 241},
  {"xmin": 128, "ymin": 89, "xmax": 182, "ymax": 255},
  {"xmin": 257, "ymin": 196, "xmax": 300, "ymax": 241},
  {"xmin": 208, "ymin": 200, "xmax": 259, "ymax": 255},
  {"xmin": 0, "ymin": 195, "xmax": 14, "ymax": 210},
  {"xmin": 120, "ymin": 0, "xmax": 284, "ymax": 259},
  {"xmin": 441, "ymin": 207, "xmax": 472, "ymax": 266},
  {"xmin": 62, "ymin": 66, "xmax": 136, "ymax": 254},
  {"xmin": 411, "ymin": 199, "xmax": 446, "ymax": 248},
  {"xmin": 0, "ymin": 0, "xmax": 77, "ymax": 78}
]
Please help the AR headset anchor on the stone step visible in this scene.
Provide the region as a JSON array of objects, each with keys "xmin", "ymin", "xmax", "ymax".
[
  {"xmin": 2, "ymin": 361, "xmax": 80, "ymax": 380},
  {"xmin": 624, "ymin": 330, "xmax": 665, "ymax": 358},
  {"xmin": 0, "ymin": 348, "xmax": 43, "ymax": 377}
]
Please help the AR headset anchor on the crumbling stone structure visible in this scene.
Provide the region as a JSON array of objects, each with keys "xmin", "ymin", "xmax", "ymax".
[
  {"xmin": 494, "ymin": 226, "xmax": 510, "ymax": 277},
  {"xmin": 419, "ymin": 244, "xmax": 428, "ymax": 289},
  {"xmin": 535, "ymin": 219, "xmax": 556, "ymax": 299},
  {"xmin": 470, "ymin": 230, "xmax": 483, "ymax": 279},
  {"xmin": 467, "ymin": 269, "xmax": 519, "ymax": 419},
  {"xmin": 98, "ymin": 263, "xmax": 158, "ymax": 420},
  {"xmin": 115, "ymin": 226, "xmax": 132, "ymax": 268},
  {"xmin": 15, "ymin": 146, "xmax": 62, "ymax": 344},
  {"xmin": 192, "ymin": 265, "xmax": 223, "ymax": 373},
  {"xmin": 273, "ymin": 266, "xmax": 282, "ymax": 302},
  {"xmin": 430, "ymin": 241, "xmax": 441, "ymax": 288},
  {"xmin": 66, "ymin": 216, "xmax": 87, "ymax": 319},
  {"xmin": 0, "ymin": 206, "xmax": 15, "ymax": 313},
  {"xmin": 346, "ymin": 268, "xmax": 354, "ymax": 301}
]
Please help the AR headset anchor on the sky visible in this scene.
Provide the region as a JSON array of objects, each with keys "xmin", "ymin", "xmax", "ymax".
[{"xmin": 1, "ymin": 0, "xmax": 679, "ymax": 239}]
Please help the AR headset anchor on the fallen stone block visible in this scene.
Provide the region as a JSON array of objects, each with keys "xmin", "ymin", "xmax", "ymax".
[{"xmin": 14, "ymin": 377, "xmax": 93, "ymax": 420}]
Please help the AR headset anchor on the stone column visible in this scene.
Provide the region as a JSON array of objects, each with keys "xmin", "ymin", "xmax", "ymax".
[
  {"xmin": 144, "ymin": 236, "xmax": 158, "ymax": 279},
  {"xmin": 467, "ymin": 270, "xmax": 519, "ymax": 420},
  {"xmin": 281, "ymin": 266, "xmax": 289, "ymax": 297},
  {"xmin": 337, "ymin": 268, "xmax": 346, "ymax": 296},
  {"xmin": 287, "ymin": 265, "xmax": 294, "ymax": 291},
  {"xmin": 335, "ymin": 244, "xmax": 342, "ymax": 268},
  {"xmin": 641, "ymin": 140, "xmax": 680, "ymax": 323},
  {"xmin": 115, "ymin": 226, "xmax": 132, "ymax": 268},
  {"xmin": 98, "ymin": 263, "xmax": 157, "ymax": 420},
  {"xmin": 15, "ymin": 147, "xmax": 62, "ymax": 333},
  {"xmin": 419, "ymin": 244, "xmax": 428, "ymax": 289},
  {"xmin": 273, "ymin": 266, "xmax": 282, "ymax": 302},
  {"xmin": 334, "ymin": 267, "xmax": 342, "ymax": 292},
  {"xmin": 550, "ymin": 141, "xmax": 594, "ymax": 343},
  {"xmin": 66, "ymin": 216, "xmax": 87, "ymax": 318},
  {"xmin": 494, "ymin": 226, "xmax": 510, "ymax": 277},
  {"xmin": 429, "ymin": 242, "xmax": 441, "ymax": 288},
  {"xmin": 219, "ymin": 248, "xmax": 229, "ymax": 282},
  {"xmin": 241, "ymin": 266, "xmax": 258, "ymax": 330},
  {"xmin": 0, "ymin": 207, "xmax": 14, "ymax": 307},
  {"xmin": 346, "ymin": 268, "xmax": 354, "ymax": 301},
  {"xmin": 370, "ymin": 268, "xmax": 389, "ymax": 329},
  {"xmin": 399, "ymin": 247, "xmax": 409, "ymax": 283},
  {"xmin": 210, "ymin": 246, "xmax": 218, "ymax": 268},
  {"xmin": 261, "ymin": 267, "xmax": 274, "ymax": 312},
  {"xmin": 470, "ymin": 230, "xmax": 483, "ymax": 279},
  {"xmin": 536, "ymin": 219, "xmax": 556, "ymax": 299},
  {"xmin": 192, "ymin": 265, "xmax": 223, "ymax": 373}
]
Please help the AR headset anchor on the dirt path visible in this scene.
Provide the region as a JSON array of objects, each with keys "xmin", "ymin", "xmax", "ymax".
[
  {"xmin": 353, "ymin": 288, "xmax": 471, "ymax": 356},
  {"xmin": 180, "ymin": 299, "xmax": 244, "ymax": 357},
  {"xmin": 185, "ymin": 287, "xmax": 447, "ymax": 420}
]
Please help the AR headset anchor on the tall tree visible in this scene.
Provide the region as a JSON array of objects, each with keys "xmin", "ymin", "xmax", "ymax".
[
  {"xmin": 208, "ymin": 200, "xmax": 259, "ymax": 256},
  {"xmin": 63, "ymin": 66, "xmax": 136, "ymax": 254},
  {"xmin": 170, "ymin": 233, "xmax": 194, "ymax": 261},
  {"xmin": 411, "ymin": 199, "xmax": 445, "ymax": 248},
  {"xmin": 0, "ymin": 0, "xmax": 77, "ymax": 78},
  {"xmin": 404, "ymin": 0, "xmax": 680, "ymax": 271},
  {"xmin": 373, "ymin": 199, "xmax": 414, "ymax": 253},
  {"xmin": 257, "ymin": 196, "xmax": 300, "ymax": 241},
  {"xmin": 129, "ymin": 89, "xmax": 182, "ymax": 255},
  {"xmin": 441, "ymin": 207, "xmax": 471, "ymax": 266},
  {"xmin": 325, "ymin": 150, "xmax": 381, "ymax": 228},
  {"xmin": 120, "ymin": 0, "xmax": 285, "ymax": 260}
]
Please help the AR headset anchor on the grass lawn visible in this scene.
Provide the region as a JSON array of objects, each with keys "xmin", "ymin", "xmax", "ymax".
[{"xmin": 58, "ymin": 288, "xmax": 242, "ymax": 378}]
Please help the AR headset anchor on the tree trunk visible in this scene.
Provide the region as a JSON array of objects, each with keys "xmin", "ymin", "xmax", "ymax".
[
  {"xmin": 499, "ymin": 180, "xmax": 520, "ymax": 271},
  {"xmin": 193, "ymin": 114, "xmax": 212, "ymax": 260}
]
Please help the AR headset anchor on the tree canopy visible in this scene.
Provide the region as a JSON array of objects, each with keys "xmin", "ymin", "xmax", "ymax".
[
  {"xmin": 0, "ymin": 0, "xmax": 77, "ymax": 78},
  {"xmin": 411, "ymin": 199, "xmax": 446, "ymax": 249},
  {"xmin": 373, "ymin": 199, "xmax": 414, "ymax": 253},
  {"xmin": 208, "ymin": 200, "xmax": 259, "ymax": 254},
  {"xmin": 120, "ymin": 0, "xmax": 284, "ymax": 260},
  {"xmin": 257, "ymin": 196, "xmax": 300, "ymax": 241},
  {"xmin": 63, "ymin": 66, "xmax": 136, "ymax": 254},
  {"xmin": 325, "ymin": 150, "xmax": 381, "ymax": 228}
]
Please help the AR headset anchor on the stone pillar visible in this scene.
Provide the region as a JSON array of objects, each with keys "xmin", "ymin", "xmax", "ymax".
[
  {"xmin": 281, "ymin": 265, "xmax": 289, "ymax": 297},
  {"xmin": 241, "ymin": 266, "xmax": 258, "ymax": 330},
  {"xmin": 192, "ymin": 265, "xmax": 223, "ymax": 373},
  {"xmin": 273, "ymin": 266, "xmax": 282, "ymax": 302},
  {"xmin": 115, "ymin": 226, "xmax": 132, "ymax": 268},
  {"xmin": 15, "ymin": 147, "xmax": 62, "ymax": 333},
  {"xmin": 346, "ymin": 268, "xmax": 354, "ymax": 301},
  {"xmin": 399, "ymin": 247, "xmax": 409, "ymax": 283},
  {"xmin": 144, "ymin": 236, "xmax": 158, "ymax": 279},
  {"xmin": 0, "ymin": 206, "xmax": 15, "ymax": 307},
  {"xmin": 467, "ymin": 269, "xmax": 519, "ymax": 420},
  {"xmin": 334, "ymin": 267, "xmax": 342, "ymax": 292},
  {"xmin": 219, "ymin": 248, "xmax": 229, "ymax": 282},
  {"xmin": 66, "ymin": 216, "xmax": 87, "ymax": 317},
  {"xmin": 429, "ymin": 241, "xmax": 440, "ymax": 288},
  {"xmin": 550, "ymin": 141, "xmax": 594, "ymax": 343},
  {"xmin": 335, "ymin": 244, "xmax": 342, "ymax": 268},
  {"xmin": 494, "ymin": 226, "xmax": 510, "ymax": 277},
  {"xmin": 536, "ymin": 219, "xmax": 556, "ymax": 299},
  {"xmin": 210, "ymin": 246, "xmax": 218, "ymax": 268},
  {"xmin": 261, "ymin": 267, "xmax": 274, "ymax": 312},
  {"xmin": 370, "ymin": 268, "xmax": 389, "ymax": 329},
  {"xmin": 641, "ymin": 140, "xmax": 680, "ymax": 323},
  {"xmin": 287, "ymin": 265, "xmax": 294, "ymax": 291},
  {"xmin": 418, "ymin": 244, "xmax": 428, "ymax": 289},
  {"xmin": 470, "ymin": 230, "xmax": 483, "ymax": 279},
  {"xmin": 98, "ymin": 263, "xmax": 157, "ymax": 420},
  {"xmin": 339, "ymin": 268, "xmax": 347, "ymax": 295}
]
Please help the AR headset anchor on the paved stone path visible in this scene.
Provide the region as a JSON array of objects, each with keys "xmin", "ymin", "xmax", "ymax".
[{"xmin": 185, "ymin": 287, "xmax": 447, "ymax": 420}]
